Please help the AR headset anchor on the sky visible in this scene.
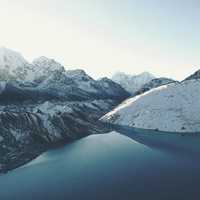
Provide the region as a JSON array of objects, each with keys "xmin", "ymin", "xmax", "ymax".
[{"xmin": 0, "ymin": 0, "xmax": 200, "ymax": 80}]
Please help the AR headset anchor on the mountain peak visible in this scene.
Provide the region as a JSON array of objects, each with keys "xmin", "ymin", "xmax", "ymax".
[
  {"xmin": 112, "ymin": 71, "xmax": 154, "ymax": 78},
  {"xmin": 112, "ymin": 71, "xmax": 155, "ymax": 94},
  {"xmin": 0, "ymin": 47, "xmax": 28, "ymax": 70},
  {"xmin": 32, "ymin": 56, "xmax": 64, "ymax": 72},
  {"xmin": 139, "ymin": 71, "xmax": 155, "ymax": 78},
  {"xmin": 65, "ymin": 69, "xmax": 93, "ymax": 81}
]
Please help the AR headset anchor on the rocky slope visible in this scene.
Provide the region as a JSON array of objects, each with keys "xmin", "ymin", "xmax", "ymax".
[
  {"xmin": 101, "ymin": 79, "xmax": 200, "ymax": 133},
  {"xmin": 0, "ymin": 48, "xmax": 130, "ymax": 172}
]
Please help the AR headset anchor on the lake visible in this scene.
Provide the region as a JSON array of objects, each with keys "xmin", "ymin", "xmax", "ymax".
[{"xmin": 0, "ymin": 129, "xmax": 200, "ymax": 200}]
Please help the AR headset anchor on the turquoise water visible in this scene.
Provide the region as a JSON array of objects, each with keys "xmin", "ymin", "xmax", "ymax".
[{"xmin": 0, "ymin": 130, "xmax": 200, "ymax": 200}]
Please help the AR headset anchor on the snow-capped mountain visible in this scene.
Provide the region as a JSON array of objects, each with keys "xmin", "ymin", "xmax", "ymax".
[
  {"xmin": 101, "ymin": 79, "xmax": 200, "ymax": 133},
  {"xmin": 0, "ymin": 48, "xmax": 65, "ymax": 83},
  {"xmin": 134, "ymin": 77, "xmax": 176, "ymax": 96},
  {"xmin": 32, "ymin": 56, "xmax": 65, "ymax": 83},
  {"xmin": 2, "ymin": 47, "xmax": 200, "ymax": 174},
  {"xmin": 0, "ymin": 48, "xmax": 130, "ymax": 172},
  {"xmin": 0, "ymin": 48, "xmax": 130, "ymax": 103},
  {"xmin": 0, "ymin": 47, "xmax": 35, "ymax": 82},
  {"xmin": 0, "ymin": 47, "xmax": 27, "ymax": 70},
  {"xmin": 112, "ymin": 72, "xmax": 155, "ymax": 94}
]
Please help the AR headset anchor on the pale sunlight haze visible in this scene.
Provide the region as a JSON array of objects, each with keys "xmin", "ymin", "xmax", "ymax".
[{"xmin": 0, "ymin": 0, "xmax": 200, "ymax": 80}]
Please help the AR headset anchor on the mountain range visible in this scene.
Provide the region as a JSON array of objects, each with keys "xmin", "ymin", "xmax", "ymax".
[
  {"xmin": 0, "ymin": 47, "xmax": 199, "ymax": 173},
  {"xmin": 0, "ymin": 47, "xmax": 130, "ymax": 172},
  {"xmin": 112, "ymin": 71, "xmax": 155, "ymax": 94},
  {"xmin": 102, "ymin": 73, "xmax": 200, "ymax": 133}
]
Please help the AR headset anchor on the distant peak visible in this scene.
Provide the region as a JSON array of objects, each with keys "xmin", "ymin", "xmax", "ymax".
[
  {"xmin": 33, "ymin": 56, "xmax": 60, "ymax": 65},
  {"xmin": 65, "ymin": 69, "xmax": 93, "ymax": 80},
  {"xmin": 0, "ymin": 47, "xmax": 28, "ymax": 70},
  {"xmin": 32, "ymin": 56, "xmax": 64, "ymax": 72},
  {"xmin": 112, "ymin": 71, "xmax": 155, "ymax": 94},
  {"xmin": 139, "ymin": 71, "xmax": 154, "ymax": 77},
  {"xmin": 112, "ymin": 71, "xmax": 155, "ymax": 79},
  {"xmin": 0, "ymin": 47, "xmax": 25, "ymax": 58},
  {"xmin": 66, "ymin": 69, "xmax": 88, "ymax": 76},
  {"xmin": 33, "ymin": 56, "xmax": 55, "ymax": 63}
]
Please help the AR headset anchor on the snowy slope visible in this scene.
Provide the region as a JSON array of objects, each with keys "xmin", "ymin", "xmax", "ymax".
[
  {"xmin": 101, "ymin": 79, "xmax": 200, "ymax": 133},
  {"xmin": 112, "ymin": 72, "xmax": 155, "ymax": 94}
]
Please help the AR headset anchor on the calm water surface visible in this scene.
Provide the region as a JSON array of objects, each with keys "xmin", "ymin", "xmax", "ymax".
[{"xmin": 0, "ymin": 130, "xmax": 200, "ymax": 200}]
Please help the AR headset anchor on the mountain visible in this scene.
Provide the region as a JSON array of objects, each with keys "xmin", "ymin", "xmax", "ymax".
[
  {"xmin": 32, "ymin": 56, "xmax": 65, "ymax": 83},
  {"xmin": 184, "ymin": 69, "xmax": 200, "ymax": 81},
  {"xmin": 0, "ymin": 47, "xmax": 35, "ymax": 82},
  {"xmin": 112, "ymin": 72, "xmax": 155, "ymax": 94},
  {"xmin": 0, "ymin": 48, "xmax": 65, "ymax": 83},
  {"xmin": 134, "ymin": 77, "xmax": 176, "ymax": 96},
  {"xmin": 101, "ymin": 79, "xmax": 200, "ymax": 133},
  {"xmin": 0, "ymin": 49, "xmax": 130, "ymax": 103},
  {"xmin": 0, "ymin": 48, "xmax": 130, "ymax": 173}
]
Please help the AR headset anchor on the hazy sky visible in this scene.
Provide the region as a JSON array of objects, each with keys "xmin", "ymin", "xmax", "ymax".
[{"xmin": 0, "ymin": 0, "xmax": 200, "ymax": 80}]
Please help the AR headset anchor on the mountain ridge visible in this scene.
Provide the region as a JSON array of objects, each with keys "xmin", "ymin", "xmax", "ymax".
[
  {"xmin": 111, "ymin": 71, "xmax": 155, "ymax": 94},
  {"xmin": 0, "ymin": 47, "xmax": 200, "ymax": 173},
  {"xmin": 101, "ymin": 79, "xmax": 200, "ymax": 133},
  {"xmin": 0, "ymin": 47, "xmax": 130, "ymax": 173}
]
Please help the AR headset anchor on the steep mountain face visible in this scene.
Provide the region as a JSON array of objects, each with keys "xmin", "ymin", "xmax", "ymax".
[
  {"xmin": 0, "ymin": 48, "xmax": 130, "ymax": 172},
  {"xmin": 112, "ymin": 72, "xmax": 155, "ymax": 94},
  {"xmin": 184, "ymin": 69, "xmax": 200, "ymax": 81},
  {"xmin": 134, "ymin": 77, "xmax": 176, "ymax": 96},
  {"xmin": 96, "ymin": 77, "xmax": 130, "ymax": 100},
  {"xmin": 101, "ymin": 79, "xmax": 200, "ymax": 133}
]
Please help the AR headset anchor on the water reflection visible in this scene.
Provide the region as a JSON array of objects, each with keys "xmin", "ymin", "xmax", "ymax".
[{"xmin": 0, "ymin": 131, "xmax": 200, "ymax": 200}]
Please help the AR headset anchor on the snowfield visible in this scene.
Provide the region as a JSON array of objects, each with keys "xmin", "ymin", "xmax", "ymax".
[{"xmin": 101, "ymin": 79, "xmax": 200, "ymax": 133}]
